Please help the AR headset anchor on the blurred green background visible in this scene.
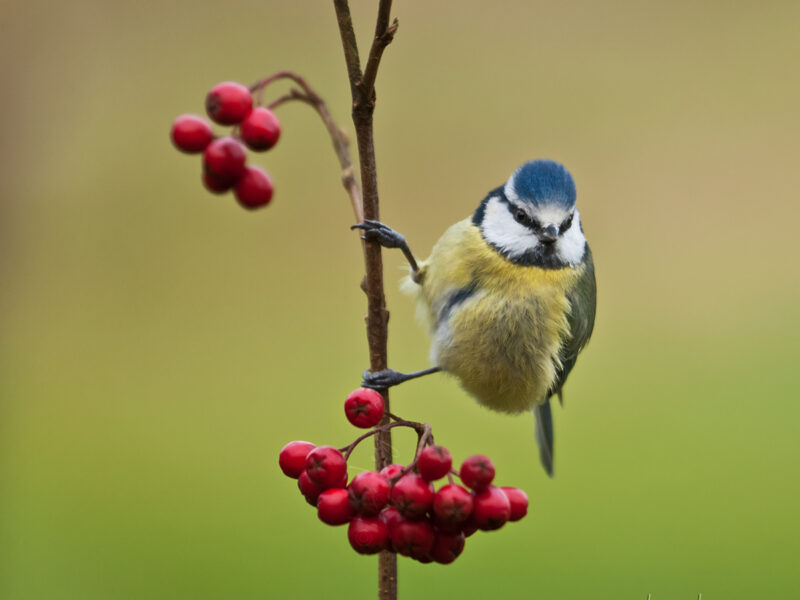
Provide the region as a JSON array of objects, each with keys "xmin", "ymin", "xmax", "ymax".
[{"xmin": 1, "ymin": 1, "xmax": 798, "ymax": 598}]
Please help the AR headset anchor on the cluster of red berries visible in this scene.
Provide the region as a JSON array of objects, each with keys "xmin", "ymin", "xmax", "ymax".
[
  {"xmin": 170, "ymin": 81, "xmax": 280, "ymax": 209},
  {"xmin": 278, "ymin": 388, "xmax": 529, "ymax": 564}
]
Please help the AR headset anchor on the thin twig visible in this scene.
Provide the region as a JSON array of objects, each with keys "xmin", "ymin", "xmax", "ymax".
[
  {"xmin": 251, "ymin": 72, "xmax": 364, "ymax": 222},
  {"xmin": 332, "ymin": 0, "xmax": 363, "ymax": 100},
  {"xmin": 338, "ymin": 419, "xmax": 426, "ymax": 461},
  {"xmin": 361, "ymin": 15, "xmax": 398, "ymax": 101}
]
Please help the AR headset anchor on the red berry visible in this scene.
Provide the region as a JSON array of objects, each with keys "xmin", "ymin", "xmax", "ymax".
[
  {"xmin": 501, "ymin": 487, "xmax": 529, "ymax": 521},
  {"xmin": 390, "ymin": 518, "xmax": 435, "ymax": 559},
  {"xmin": 205, "ymin": 81, "xmax": 253, "ymax": 125},
  {"xmin": 305, "ymin": 446, "xmax": 348, "ymax": 488},
  {"xmin": 317, "ymin": 488, "xmax": 354, "ymax": 526},
  {"xmin": 234, "ymin": 166, "xmax": 273, "ymax": 209},
  {"xmin": 417, "ymin": 445, "xmax": 452, "ymax": 481},
  {"xmin": 202, "ymin": 172, "xmax": 234, "ymax": 194},
  {"xmin": 298, "ymin": 471, "xmax": 325, "ymax": 507},
  {"xmin": 379, "ymin": 464, "xmax": 405, "ymax": 481},
  {"xmin": 431, "ymin": 514, "xmax": 463, "ymax": 535},
  {"xmin": 379, "ymin": 506, "xmax": 403, "ymax": 533},
  {"xmin": 472, "ymin": 485, "xmax": 511, "ymax": 531},
  {"xmin": 241, "ymin": 107, "xmax": 281, "ymax": 151},
  {"xmin": 390, "ymin": 473, "xmax": 433, "ymax": 520},
  {"xmin": 461, "ymin": 516, "xmax": 479, "ymax": 537},
  {"xmin": 203, "ymin": 136, "xmax": 246, "ymax": 183},
  {"xmin": 431, "ymin": 531, "xmax": 466, "ymax": 564},
  {"xmin": 344, "ymin": 388, "xmax": 385, "ymax": 428},
  {"xmin": 348, "ymin": 471, "xmax": 390, "ymax": 516},
  {"xmin": 171, "ymin": 114, "xmax": 214, "ymax": 153},
  {"xmin": 279, "ymin": 441, "xmax": 316, "ymax": 479},
  {"xmin": 459, "ymin": 455, "xmax": 495, "ymax": 491},
  {"xmin": 432, "ymin": 484, "xmax": 474, "ymax": 525},
  {"xmin": 347, "ymin": 516, "xmax": 388, "ymax": 554}
]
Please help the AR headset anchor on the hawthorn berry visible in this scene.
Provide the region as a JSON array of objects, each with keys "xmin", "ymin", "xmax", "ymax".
[
  {"xmin": 347, "ymin": 516, "xmax": 389, "ymax": 555},
  {"xmin": 459, "ymin": 454, "xmax": 496, "ymax": 491},
  {"xmin": 205, "ymin": 81, "xmax": 253, "ymax": 125},
  {"xmin": 430, "ymin": 514, "xmax": 465, "ymax": 535},
  {"xmin": 501, "ymin": 487, "xmax": 529, "ymax": 521},
  {"xmin": 472, "ymin": 485, "xmax": 511, "ymax": 531},
  {"xmin": 461, "ymin": 516, "xmax": 479, "ymax": 538},
  {"xmin": 317, "ymin": 488, "xmax": 354, "ymax": 526},
  {"xmin": 203, "ymin": 136, "xmax": 247, "ymax": 183},
  {"xmin": 390, "ymin": 473, "xmax": 433, "ymax": 520},
  {"xmin": 202, "ymin": 172, "xmax": 234, "ymax": 194},
  {"xmin": 390, "ymin": 517, "xmax": 435, "ymax": 559},
  {"xmin": 170, "ymin": 114, "xmax": 214, "ymax": 153},
  {"xmin": 379, "ymin": 506, "xmax": 403, "ymax": 533},
  {"xmin": 298, "ymin": 471, "xmax": 325, "ymax": 507},
  {"xmin": 379, "ymin": 463, "xmax": 404, "ymax": 481},
  {"xmin": 344, "ymin": 388, "xmax": 385, "ymax": 429},
  {"xmin": 348, "ymin": 471, "xmax": 390, "ymax": 516},
  {"xmin": 417, "ymin": 445, "xmax": 452, "ymax": 481},
  {"xmin": 279, "ymin": 440, "xmax": 316, "ymax": 479},
  {"xmin": 234, "ymin": 166, "xmax": 274, "ymax": 209},
  {"xmin": 298, "ymin": 469, "xmax": 347, "ymax": 507},
  {"xmin": 305, "ymin": 446, "xmax": 348, "ymax": 488},
  {"xmin": 432, "ymin": 484, "xmax": 473, "ymax": 525},
  {"xmin": 241, "ymin": 107, "xmax": 281, "ymax": 151},
  {"xmin": 431, "ymin": 531, "xmax": 466, "ymax": 564}
]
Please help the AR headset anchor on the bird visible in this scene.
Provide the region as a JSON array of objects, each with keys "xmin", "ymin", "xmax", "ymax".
[{"xmin": 352, "ymin": 159, "xmax": 596, "ymax": 477}]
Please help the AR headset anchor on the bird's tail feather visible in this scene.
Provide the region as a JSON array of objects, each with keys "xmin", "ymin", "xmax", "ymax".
[{"xmin": 533, "ymin": 399, "xmax": 554, "ymax": 477}]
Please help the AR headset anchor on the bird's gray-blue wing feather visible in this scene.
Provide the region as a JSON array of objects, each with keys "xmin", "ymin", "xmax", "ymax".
[{"xmin": 533, "ymin": 246, "xmax": 597, "ymax": 476}]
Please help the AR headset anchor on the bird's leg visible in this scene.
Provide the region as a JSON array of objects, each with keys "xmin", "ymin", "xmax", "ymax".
[
  {"xmin": 362, "ymin": 367, "xmax": 441, "ymax": 390},
  {"xmin": 351, "ymin": 220, "xmax": 419, "ymax": 275}
]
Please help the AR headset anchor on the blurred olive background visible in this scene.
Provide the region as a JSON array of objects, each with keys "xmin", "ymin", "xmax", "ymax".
[{"xmin": 1, "ymin": 1, "xmax": 799, "ymax": 598}]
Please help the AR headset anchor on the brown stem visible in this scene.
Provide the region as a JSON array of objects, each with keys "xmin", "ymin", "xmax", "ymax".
[
  {"xmin": 392, "ymin": 423, "xmax": 433, "ymax": 480},
  {"xmin": 362, "ymin": 17, "xmax": 398, "ymax": 101},
  {"xmin": 251, "ymin": 73, "xmax": 363, "ymax": 222},
  {"xmin": 333, "ymin": 2, "xmax": 397, "ymax": 599},
  {"xmin": 338, "ymin": 419, "xmax": 426, "ymax": 461}
]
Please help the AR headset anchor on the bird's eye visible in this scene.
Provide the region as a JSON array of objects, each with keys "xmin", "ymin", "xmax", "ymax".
[
  {"xmin": 513, "ymin": 209, "xmax": 529, "ymax": 225},
  {"xmin": 559, "ymin": 213, "xmax": 574, "ymax": 234}
]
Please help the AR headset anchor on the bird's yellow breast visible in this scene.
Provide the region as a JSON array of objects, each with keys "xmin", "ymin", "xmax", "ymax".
[{"xmin": 407, "ymin": 218, "xmax": 585, "ymax": 413}]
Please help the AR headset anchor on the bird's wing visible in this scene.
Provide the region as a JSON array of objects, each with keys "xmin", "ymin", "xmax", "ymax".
[
  {"xmin": 551, "ymin": 245, "xmax": 597, "ymax": 400},
  {"xmin": 533, "ymin": 247, "xmax": 596, "ymax": 476}
]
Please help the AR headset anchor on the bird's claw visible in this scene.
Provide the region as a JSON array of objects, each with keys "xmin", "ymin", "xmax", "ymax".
[
  {"xmin": 351, "ymin": 220, "xmax": 406, "ymax": 249},
  {"xmin": 362, "ymin": 368, "xmax": 404, "ymax": 390}
]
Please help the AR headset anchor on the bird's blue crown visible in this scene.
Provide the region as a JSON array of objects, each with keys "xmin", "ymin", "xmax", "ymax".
[{"xmin": 506, "ymin": 160, "xmax": 576, "ymax": 209}]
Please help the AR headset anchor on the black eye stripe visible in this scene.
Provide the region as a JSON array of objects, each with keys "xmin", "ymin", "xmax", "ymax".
[
  {"xmin": 509, "ymin": 205, "xmax": 545, "ymax": 230},
  {"xmin": 559, "ymin": 213, "xmax": 574, "ymax": 234},
  {"xmin": 512, "ymin": 207, "xmax": 529, "ymax": 225}
]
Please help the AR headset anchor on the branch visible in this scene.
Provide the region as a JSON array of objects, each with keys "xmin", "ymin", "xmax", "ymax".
[
  {"xmin": 332, "ymin": 2, "xmax": 398, "ymax": 599},
  {"xmin": 333, "ymin": 0, "xmax": 363, "ymax": 101},
  {"xmin": 361, "ymin": 15, "xmax": 398, "ymax": 102},
  {"xmin": 339, "ymin": 419, "xmax": 426, "ymax": 461},
  {"xmin": 251, "ymin": 72, "xmax": 363, "ymax": 223}
]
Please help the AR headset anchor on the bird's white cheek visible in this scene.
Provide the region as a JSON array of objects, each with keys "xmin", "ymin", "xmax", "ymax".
[
  {"xmin": 481, "ymin": 197, "xmax": 538, "ymax": 258},
  {"xmin": 556, "ymin": 211, "xmax": 587, "ymax": 265}
]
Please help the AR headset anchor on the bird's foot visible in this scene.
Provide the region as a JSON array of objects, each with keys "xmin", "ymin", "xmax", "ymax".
[
  {"xmin": 361, "ymin": 368, "xmax": 408, "ymax": 390},
  {"xmin": 361, "ymin": 366, "xmax": 441, "ymax": 390},
  {"xmin": 351, "ymin": 220, "xmax": 407, "ymax": 249}
]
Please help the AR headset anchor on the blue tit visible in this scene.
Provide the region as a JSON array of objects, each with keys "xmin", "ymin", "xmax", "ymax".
[{"xmin": 353, "ymin": 159, "xmax": 596, "ymax": 477}]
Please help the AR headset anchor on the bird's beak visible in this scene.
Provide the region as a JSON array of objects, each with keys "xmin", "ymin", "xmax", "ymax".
[{"xmin": 537, "ymin": 225, "xmax": 558, "ymax": 244}]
